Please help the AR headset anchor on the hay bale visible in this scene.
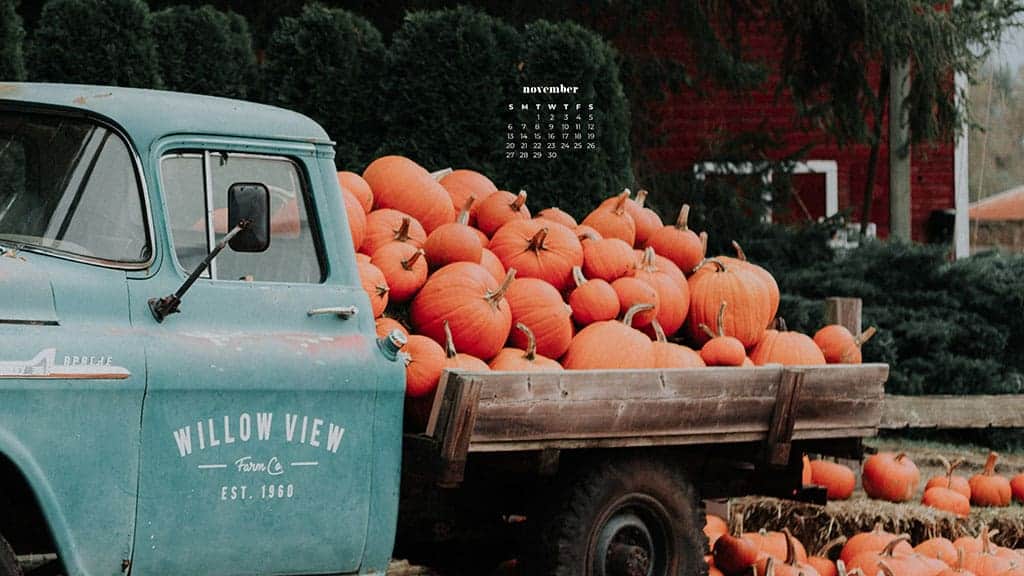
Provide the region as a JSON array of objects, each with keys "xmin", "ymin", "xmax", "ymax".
[{"xmin": 731, "ymin": 496, "xmax": 1024, "ymax": 556}]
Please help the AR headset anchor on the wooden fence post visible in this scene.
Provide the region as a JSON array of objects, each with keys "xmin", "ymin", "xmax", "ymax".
[{"xmin": 825, "ymin": 297, "xmax": 862, "ymax": 336}]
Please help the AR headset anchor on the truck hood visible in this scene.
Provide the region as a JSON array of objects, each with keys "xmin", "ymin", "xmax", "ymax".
[{"xmin": 0, "ymin": 250, "xmax": 58, "ymax": 324}]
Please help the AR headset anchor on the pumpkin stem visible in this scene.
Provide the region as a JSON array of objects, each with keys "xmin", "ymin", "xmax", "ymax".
[
  {"xmin": 635, "ymin": 188, "xmax": 649, "ymax": 208},
  {"xmin": 782, "ymin": 527, "xmax": 797, "ymax": 566},
  {"xmin": 622, "ymin": 303, "xmax": 655, "ymax": 328},
  {"xmin": 855, "ymin": 326, "xmax": 877, "ymax": 347},
  {"xmin": 528, "ymin": 227, "xmax": 549, "ymax": 253},
  {"xmin": 816, "ymin": 535, "xmax": 847, "ymax": 557},
  {"xmin": 881, "ymin": 535, "xmax": 911, "ymax": 557},
  {"xmin": 700, "ymin": 230, "xmax": 708, "ymax": 258},
  {"xmin": 876, "ymin": 560, "xmax": 896, "ymax": 576},
  {"xmin": 395, "ymin": 217, "xmax": 413, "ymax": 242},
  {"xmin": 640, "ymin": 246, "xmax": 658, "ymax": 271},
  {"xmin": 984, "ymin": 451, "xmax": 999, "ymax": 476},
  {"xmin": 981, "ymin": 524, "xmax": 992, "ymax": 554},
  {"xmin": 511, "ymin": 190, "xmax": 528, "ymax": 212},
  {"xmin": 698, "ymin": 323, "xmax": 716, "ymax": 340},
  {"xmin": 572, "ymin": 266, "xmax": 588, "ymax": 288},
  {"xmin": 775, "ymin": 317, "xmax": 788, "ymax": 332},
  {"xmin": 702, "ymin": 257, "xmax": 727, "ymax": 273},
  {"xmin": 375, "ymin": 284, "xmax": 389, "ymax": 297},
  {"xmin": 443, "ymin": 320, "xmax": 458, "ymax": 359},
  {"xmin": 457, "ymin": 196, "xmax": 475, "ymax": 225},
  {"xmin": 945, "ymin": 457, "xmax": 963, "ymax": 481},
  {"xmin": 835, "ymin": 560, "xmax": 849, "ymax": 576},
  {"xmin": 578, "ymin": 229, "xmax": 601, "ymax": 243},
  {"xmin": 612, "ymin": 189, "xmax": 631, "ymax": 215},
  {"xmin": 515, "ymin": 322, "xmax": 538, "ymax": 361},
  {"xmin": 715, "ymin": 301, "xmax": 728, "ymax": 338},
  {"xmin": 430, "ymin": 167, "xmax": 453, "ymax": 181},
  {"xmin": 651, "ymin": 319, "xmax": 668, "ymax": 343},
  {"xmin": 762, "ymin": 556, "xmax": 775, "ymax": 576},
  {"xmin": 487, "ymin": 268, "xmax": 517, "ymax": 308},
  {"xmin": 731, "ymin": 240, "xmax": 748, "ymax": 262},
  {"xmin": 403, "ymin": 248, "xmax": 425, "ymax": 271},
  {"xmin": 955, "ymin": 547, "xmax": 965, "ymax": 570},
  {"xmin": 675, "ymin": 204, "xmax": 691, "ymax": 230}
]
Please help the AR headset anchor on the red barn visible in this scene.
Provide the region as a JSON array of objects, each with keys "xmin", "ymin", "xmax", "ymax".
[{"xmin": 623, "ymin": 18, "xmax": 969, "ymax": 255}]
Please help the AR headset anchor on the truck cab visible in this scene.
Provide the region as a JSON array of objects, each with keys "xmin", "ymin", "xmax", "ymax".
[{"xmin": 0, "ymin": 83, "xmax": 405, "ymax": 576}]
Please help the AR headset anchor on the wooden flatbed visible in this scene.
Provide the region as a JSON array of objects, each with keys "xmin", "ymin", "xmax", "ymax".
[{"xmin": 407, "ymin": 363, "xmax": 889, "ymax": 487}]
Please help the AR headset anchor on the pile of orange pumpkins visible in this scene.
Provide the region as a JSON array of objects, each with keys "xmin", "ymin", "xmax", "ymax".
[
  {"xmin": 706, "ymin": 516, "xmax": 1024, "ymax": 576},
  {"xmin": 805, "ymin": 451, "xmax": 1024, "ymax": 519},
  {"xmin": 340, "ymin": 155, "xmax": 879, "ymax": 406}
]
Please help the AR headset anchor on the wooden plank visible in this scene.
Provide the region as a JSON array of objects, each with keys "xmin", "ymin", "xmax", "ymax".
[
  {"xmin": 881, "ymin": 394, "xmax": 1024, "ymax": 429},
  {"xmin": 825, "ymin": 297, "xmax": 862, "ymax": 336},
  {"xmin": 437, "ymin": 373, "xmax": 483, "ymax": 486},
  {"xmin": 765, "ymin": 369, "xmax": 804, "ymax": 466}
]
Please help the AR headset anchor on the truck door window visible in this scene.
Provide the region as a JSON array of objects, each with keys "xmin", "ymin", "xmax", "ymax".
[
  {"xmin": 0, "ymin": 111, "xmax": 150, "ymax": 264},
  {"xmin": 161, "ymin": 151, "xmax": 324, "ymax": 283}
]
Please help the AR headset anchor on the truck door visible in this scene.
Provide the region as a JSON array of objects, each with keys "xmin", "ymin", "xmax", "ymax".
[{"xmin": 129, "ymin": 146, "xmax": 378, "ymax": 575}]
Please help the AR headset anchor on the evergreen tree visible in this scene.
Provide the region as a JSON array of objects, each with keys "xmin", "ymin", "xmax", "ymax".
[
  {"xmin": 28, "ymin": 0, "xmax": 161, "ymax": 88},
  {"xmin": 0, "ymin": 0, "xmax": 25, "ymax": 81},
  {"xmin": 151, "ymin": 5, "xmax": 256, "ymax": 99},
  {"xmin": 263, "ymin": 4, "xmax": 386, "ymax": 171}
]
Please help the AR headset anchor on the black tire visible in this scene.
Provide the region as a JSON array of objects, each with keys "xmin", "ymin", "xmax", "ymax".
[
  {"xmin": 0, "ymin": 534, "xmax": 21, "ymax": 576},
  {"xmin": 525, "ymin": 455, "xmax": 708, "ymax": 576}
]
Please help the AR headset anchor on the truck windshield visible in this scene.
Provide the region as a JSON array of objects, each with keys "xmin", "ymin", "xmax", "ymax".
[{"xmin": 0, "ymin": 110, "xmax": 149, "ymax": 264}]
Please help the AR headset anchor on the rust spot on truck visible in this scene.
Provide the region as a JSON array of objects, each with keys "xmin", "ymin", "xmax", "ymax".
[
  {"xmin": 72, "ymin": 92, "xmax": 113, "ymax": 105},
  {"xmin": 0, "ymin": 84, "xmax": 17, "ymax": 94}
]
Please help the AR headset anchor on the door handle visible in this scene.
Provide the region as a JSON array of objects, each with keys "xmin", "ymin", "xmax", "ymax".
[{"xmin": 307, "ymin": 306, "xmax": 359, "ymax": 319}]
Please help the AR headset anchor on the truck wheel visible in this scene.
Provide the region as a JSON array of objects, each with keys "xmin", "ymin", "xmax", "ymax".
[
  {"xmin": 0, "ymin": 534, "xmax": 21, "ymax": 576},
  {"xmin": 527, "ymin": 456, "xmax": 707, "ymax": 576}
]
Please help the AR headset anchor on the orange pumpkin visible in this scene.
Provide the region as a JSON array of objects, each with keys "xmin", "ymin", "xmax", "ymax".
[
  {"xmin": 423, "ymin": 197, "xmax": 483, "ymax": 269},
  {"xmin": 439, "ymin": 169, "xmax": 496, "ymax": 225},
  {"xmin": 688, "ymin": 259, "xmax": 771, "ymax": 348},
  {"xmin": 969, "ymin": 452, "xmax": 1012, "ymax": 507},
  {"xmin": 479, "ymin": 248, "xmax": 506, "ymax": 284},
  {"xmin": 629, "ymin": 247, "xmax": 689, "ymax": 337},
  {"xmin": 489, "ymin": 323, "xmax": 563, "ymax": 371},
  {"xmin": 750, "ymin": 318, "xmax": 827, "ymax": 366},
  {"xmin": 363, "ymin": 210, "xmax": 427, "ymax": 255},
  {"xmin": 923, "ymin": 484, "xmax": 971, "ymax": 517},
  {"xmin": 725, "ymin": 241, "xmax": 779, "ymax": 324},
  {"xmin": 370, "ymin": 244, "xmax": 427, "ymax": 304},
  {"xmin": 914, "ymin": 536, "xmax": 958, "ymax": 567},
  {"xmin": 713, "ymin": 515, "xmax": 760, "ymax": 575},
  {"xmin": 441, "ymin": 320, "xmax": 490, "ymax": 372},
  {"xmin": 568, "ymin": 266, "xmax": 620, "ymax": 327},
  {"xmin": 846, "ymin": 536, "xmax": 926, "ymax": 576},
  {"xmin": 925, "ymin": 457, "xmax": 972, "ymax": 500},
  {"xmin": 363, "ymin": 155, "xmax": 455, "ymax": 233},
  {"xmin": 752, "ymin": 529, "xmax": 820, "ymax": 576},
  {"xmin": 807, "ymin": 537, "xmax": 846, "ymax": 576},
  {"xmin": 475, "ymin": 190, "xmax": 530, "ymax": 237},
  {"xmin": 489, "ymin": 219, "xmax": 583, "ymax": 292},
  {"xmin": 375, "ymin": 317, "xmax": 408, "ymax": 339},
  {"xmin": 535, "ymin": 207, "xmax": 578, "ymax": 229},
  {"xmin": 339, "ymin": 170, "xmax": 373, "ymax": 213},
  {"xmin": 355, "ymin": 252, "xmax": 371, "ymax": 264},
  {"xmin": 1011, "ymin": 473, "xmax": 1024, "ymax": 503},
  {"xmin": 699, "ymin": 301, "xmax": 747, "ymax": 367},
  {"xmin": 631, "ymin": 189, "xmax": 664, "ymax": 247},
  {"xmin": 562, "ymin": 304, "xmax": 655, "ymax": 370},
  {"xmin": 645, "ymin": 203, "xmax": 705, "ymax": 275},
  {"xmin": 962, "ymin": 529, "xmax": 1015, "ymax": 576},
  {"xmin": 410, "ymin": 263, "xmax": 515, "ymax": 361},
  {"xmin": 861, "ymin": 452, "xmax": 919, "ymax": 503},
  {"xmin": 839, "ymin": 524, "xmax": 913, "ymax": 566},
  {"xmin": 582, "ymin": 189, "xmax": 636, "ymax": 245},
  {"xmin": 809, "ymin": 459, "xmax": 856, "ymax": 500},
  {"xmin": 402, "ymin": 334, "xmax": 446, "ymax": 398},
  {"xmin": 935, "ymin": 548, "xmax": 976, "ymax": 576},
  {"xmin": 582, "ymin": 237, "xmax": 636, "ymax": 283},
  {"xmin": 342, "ymin": 188, "xmax": 366, "ymax": 251},
  {"xmin": 357, "ymin": 260, "xmax": 389, "ymax": 318},
  {"xmin": 704, "ymin": 514, "xmax": 729, "ymax": 550},
  {"xmin": 505, "ymin": 278, "xmax": 574, "ymax": 359},
  {"xmin": 814, "ymin": 324, "xmax": 878, "ymax": 364},
  {"xmin": 576, "ymin": 225, "xmax": 603, "ymax": 244},
  {"xmin": 650, "ymin": 319, "xmax": 705, "ymax": 369},
  {"xmin": 610, "ymin": 277, "xmax": 660, "ymax": 329}
]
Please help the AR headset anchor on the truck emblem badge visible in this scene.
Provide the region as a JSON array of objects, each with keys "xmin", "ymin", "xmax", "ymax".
[{"xmin": 0, "ymin": 348, "xmax": 129, "ymax": 379}]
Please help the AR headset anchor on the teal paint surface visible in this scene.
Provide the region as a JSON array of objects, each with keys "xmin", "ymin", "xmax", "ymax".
[{"xmin": 0, "ymin": 85, "xmax": 405, "ymax": 575}]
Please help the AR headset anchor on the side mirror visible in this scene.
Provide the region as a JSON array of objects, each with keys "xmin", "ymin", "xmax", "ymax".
[{"xmin": 228, "ymin": 183, "xmax": 270, "ymax": 252}]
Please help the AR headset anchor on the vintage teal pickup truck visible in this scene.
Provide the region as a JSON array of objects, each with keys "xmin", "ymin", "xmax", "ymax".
[{"xmin": 0, "ymin": 83, "xmax": 889, "ymax": 576}]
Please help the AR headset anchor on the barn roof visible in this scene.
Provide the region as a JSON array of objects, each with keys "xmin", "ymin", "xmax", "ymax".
[{"xmin": 970, "ymin": 186, "xmax": 1024, "ymax": 221}]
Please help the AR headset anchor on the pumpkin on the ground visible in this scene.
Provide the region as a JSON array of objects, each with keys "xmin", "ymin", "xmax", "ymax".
[
  {"xmin": 923, "ymin": 483, "xmax": 971, "ymax": 518},
  {"xmin": 1011, "ymin": 473, "xmax": 1024, "ymax": 503},
  {"xmin": 363, "ymin": 155, "xmax": 455, "ymax": 233},
  {"xmin": 712, "ymin": 515, "xmax": 760, "ymax": 575},
  {"xmin": 861, "ymin": 452, "xmax": 919, "ymax": 503},
  {"xmin": 839, "ymin": 524, "xmax": 912, "ymax": 565},
  {"xmin": 410, "ymin": 263, "xmax": 515, "ymax": 361},
  {"xmin": 645, "ymin": 203, "xmax": 705, "ymax": 275},
  {"xmin": 809, "ymin": 459, "xmax": 856, "ymax": 500},
  {"xmin": 489, "ymin": 219, "xmax": 583, "ymax": 292},
  {"xmin": 562, "ymin": 304, "xmax": 655, "ymax": 370},
  {"xmin": 752, "ymin": 529, "xmax": 820, "ymax": 576},
  {"xmin": 924, "ymin": 456, "xmax": 971, "ymax": 500},
  {"xmin": 489, "ymin": 323, "xmax": 562, "ymax": 372},
  {"xmin": 475, "ymin": 190, "xmax": 530, "ymax": 237},
  {"xmin": 914, "ymin": 536, "xmax": 958, "ymax": 568},
  {"xmin": 969, "ymin": 452, "xmax": 1012, "ymax": 507}
]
